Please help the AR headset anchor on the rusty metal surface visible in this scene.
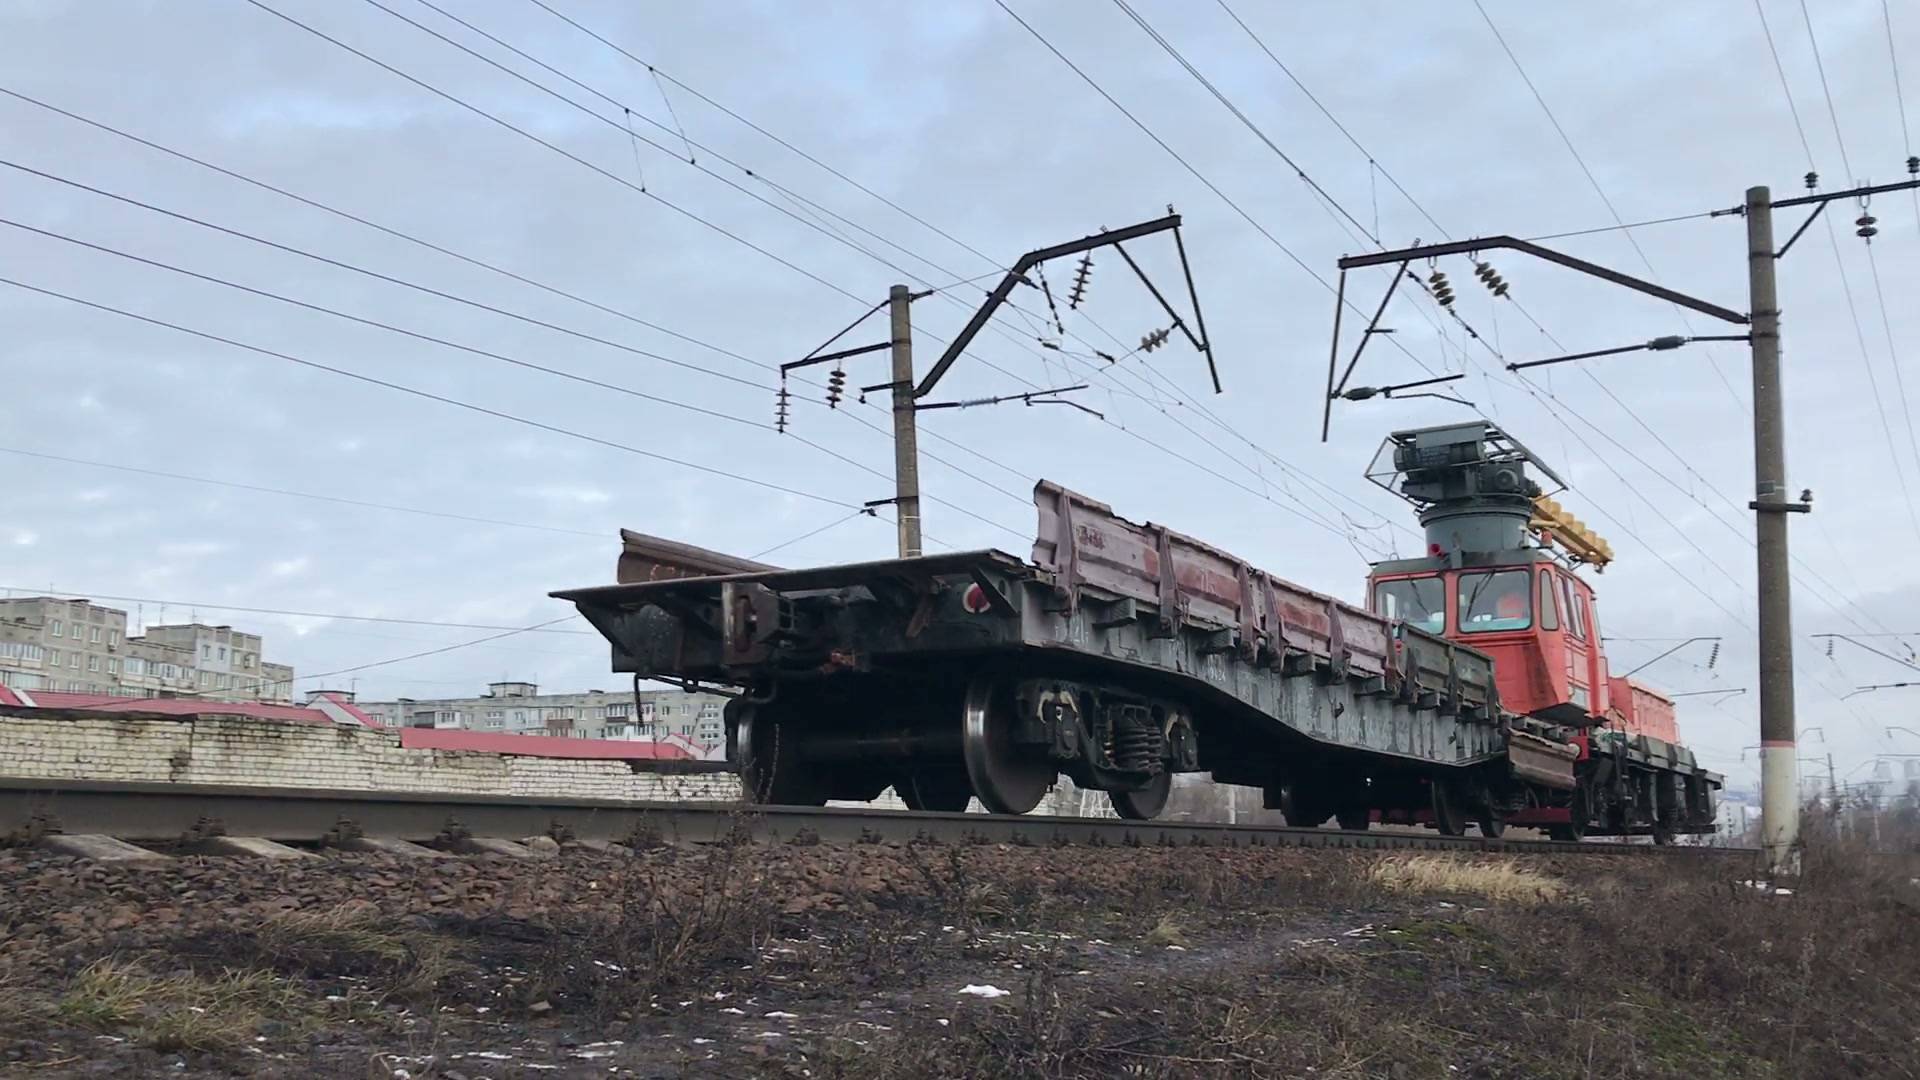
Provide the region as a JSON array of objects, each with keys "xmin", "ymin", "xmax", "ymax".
[
  {"xmin": 617, "ymin": 529, "xmax": 780, "ymax": 585},
  {"xmin": 0, "ymin": 778, "xmax": 1756, "ymax": 858}
]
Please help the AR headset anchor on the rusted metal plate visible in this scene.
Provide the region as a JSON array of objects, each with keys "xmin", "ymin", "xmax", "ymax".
[
  {"xmin": 1032, "ymin": 481, "xmax": 1397, "ymax": 680},
  {"xmin": 617, "ymin": 529, "xmax": 779, "ymax": 584}
]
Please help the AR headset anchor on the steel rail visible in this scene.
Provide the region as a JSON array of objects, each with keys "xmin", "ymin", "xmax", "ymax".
[{"xmin": 0, "ymin": 779, "xmax": 1751, "ymax": 858}]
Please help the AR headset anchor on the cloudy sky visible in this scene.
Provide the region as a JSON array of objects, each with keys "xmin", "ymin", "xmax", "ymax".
[{"xmin": 3, "ymin": 0, "xmax": 1917, "ymax": 790}]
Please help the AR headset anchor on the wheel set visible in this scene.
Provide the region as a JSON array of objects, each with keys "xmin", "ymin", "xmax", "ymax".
[{"xmin": 731, "ymin": 677, "xmax": 1178, "ymax": 820}]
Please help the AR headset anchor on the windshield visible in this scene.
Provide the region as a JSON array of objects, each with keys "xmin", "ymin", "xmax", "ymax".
[
  {"xmin": 1374, "ymin": 577, "xmax": 1446, "ymax": 634},
  {"xmin": 1458, "ymin": 569, "xmax": 1532, "ymax": 632}
]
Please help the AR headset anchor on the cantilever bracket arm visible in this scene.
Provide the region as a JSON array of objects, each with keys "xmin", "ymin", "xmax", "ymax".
[
  {"xmin": 914, "ymin": 213, "xmax": 1190, "ymax": 399},
  {"xmin": 1337, "ymin": 236, "xmax": 1749, "ymax": 325}
]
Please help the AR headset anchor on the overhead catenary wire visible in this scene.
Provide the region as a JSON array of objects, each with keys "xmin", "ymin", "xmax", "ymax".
[
  {"xmin": 748, "ymin": 510, "xmax": 877, "ymax": 561},
  {"xmin": 1471, "ymin": 0, "xmax": 1747, "ymax": 406},
  {"xmin": 0, "ymin": 587, "xmax": 597, "ymax": 635},
  {"xmin": 1150, "ymin": 2, "xmax": 1905, "ymax": 653},
  {"xmin": 0, "ymin": 274, "xmax": 867, "ymax": 511},
  {"xmin": 0, "ymin": 208, "xmax": 1031, "ymax": 541},
  {"xmin": 389, "ymin": 0, "xmax": 1399, "ymax": 543},
  {"xmin": 0, "ymin": 86, "xmax": 1039, "ymax": 498},
  {"xmin": 1768, "ymin": 1, "xmax": 1920, "ymax": 549},
  {"xmin": 521, "ymin": 0, "xmax": 1007, "ymax": 271},
  {"xmin": 0, "ymin": 447, "xmax": 608, "ymax": 539}
]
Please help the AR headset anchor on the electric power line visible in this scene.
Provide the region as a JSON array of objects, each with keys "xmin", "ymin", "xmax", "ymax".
[
  {"xmin": 0, "ymin": 587, "xmax": 596, "ymax": 635},
  {"xmin": 0, "ymin": 208, "xmax": 1031, "ymax": 540},
  {"xmin": 0, "ymin": 274, "xmax": 865, "ymax": 510},
  {"xmin": 0, "ymin": 85, "xmax": 1042, "ymax": 499}
]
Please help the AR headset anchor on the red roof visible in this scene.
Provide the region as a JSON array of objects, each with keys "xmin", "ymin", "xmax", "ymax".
[
  {"xmin": 19, "ymin": 690, "xmax": 347, "ymax": 725},
  {"xmin": 400, "ymin": 727, "xmax": 692, "ymax": 760}
]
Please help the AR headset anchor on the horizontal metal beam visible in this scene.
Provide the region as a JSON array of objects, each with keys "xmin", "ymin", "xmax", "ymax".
[
  {"xmin": 1338, "ymin": 236, "xmax": 1748, "ymax": 325},
  {"xmin": 1767, "ymin": 177, "xmax": 1920, "ymax": 210},
  {"xmin": 781, "ymin": 340, "xmax": 889, "ymax": 373},
  {"xmin": 915, "ymin": 214, "xmax": 1183, "ymax": 399}
]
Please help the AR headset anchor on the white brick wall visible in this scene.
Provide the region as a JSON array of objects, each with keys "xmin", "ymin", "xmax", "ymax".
[
  {"xmin": 0, "ymin": 714, "xmax": 1116, "ymax": 814},
  {"xmin": 0, "ymin": 714, "xmax": 741, "ymax": 802}
]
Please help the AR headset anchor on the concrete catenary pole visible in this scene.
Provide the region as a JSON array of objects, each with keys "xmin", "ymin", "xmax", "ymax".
[
  {"xmin": 888, "ymin": 284, "xmax": 923, "ymax": 558},
  {"xmin": 1746, "ymin": 185, "xmax": 1799, "ymax": 873}
]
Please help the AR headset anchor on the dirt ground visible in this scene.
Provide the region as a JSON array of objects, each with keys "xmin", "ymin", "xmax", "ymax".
[{"xmin": 0, "ymin": 835, "xmax": 1914, "ymax": 1079}]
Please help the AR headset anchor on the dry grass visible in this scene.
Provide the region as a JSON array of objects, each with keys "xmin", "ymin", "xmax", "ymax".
[
  {"xmin": 55, "ymin": 959, "xmax": 300, "ymax": 1052},
  {"xmin": 248, "ymin": 904, "xmax": 454, "ymax": 1001},
  {"xmin": 1365, "ymin": 853, "xmax": 1568, "ymax": 904},
  {"xmin": 1141, "ymin": 913, "xmax": 1189, "ymax": 948}
]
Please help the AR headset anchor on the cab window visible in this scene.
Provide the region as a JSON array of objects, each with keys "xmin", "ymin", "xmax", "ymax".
[
  {"xmin": 1560, "ymin": 576, "xmax": 1587, "ymax": 641},
  {"xmin": 1374, "ymin": 577, "xmax": 1446, "ymax": 635},
  {"xmin": 1458, "ymin": 570, "xmax": 1532, "ymax": 632},
  {"xmin": 1538, "ymin": 569, "xmax": 1559, "ymax": 630}
]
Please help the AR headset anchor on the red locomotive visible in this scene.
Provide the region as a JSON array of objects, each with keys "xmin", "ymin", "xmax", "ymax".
[{"xmin": 1359, "ymin": 423, "xmax": 1711, "ymax": 840}]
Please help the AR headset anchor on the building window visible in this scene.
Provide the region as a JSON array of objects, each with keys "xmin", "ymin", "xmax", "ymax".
[
  {"xmin": 46, "ymin": 649, "xmax": 60, "ymax": 667},
  {"xmin": 605, "ymin": 702, "xmax": 631, "ymax": 719},
  {"xmin": 69, "ymin": 652, "xmax": 79, "ymax": 669},
  {"xmin": 218, "ymin": 646, "xmax": 226, "ymax": 661},
  {"xmin": 109, "ymin": 631, "xmax": 119, "ymax": 648},
  {"xmin": 89, "ymin": 626, "xmax": 102, "ymax": 643},
  {"xmin": 49, "ymin": 619, "xmax": 62, "ymax": 637},
  {"xmin": 86, "ymin": 655, "xmax": 100, "ymax": 672},
  {"xmin": 202, "ymin": 644, "xmax": 211, "ymax": 659},
  {"xmin": 107, "ymin": 658, "xmax": 119, "ymax": 674}
]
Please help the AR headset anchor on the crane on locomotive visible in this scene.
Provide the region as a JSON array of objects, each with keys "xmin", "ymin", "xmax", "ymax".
[{"xmin": 1363, "ymin": 422, "xmax": 1617, "ymax": 728}]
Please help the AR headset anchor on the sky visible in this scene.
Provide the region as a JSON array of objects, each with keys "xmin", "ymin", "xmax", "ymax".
[{"xmin": 3, "ymin": 0, "xmax": 1918, "ymax": 791}]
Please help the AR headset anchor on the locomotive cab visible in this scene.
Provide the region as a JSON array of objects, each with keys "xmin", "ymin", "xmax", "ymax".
[
  {"xmin": 1369, "ymin": 555, "xmax": 1611, "ymax": 726},
  {"xmin": 1363, "ymin": 424, "xmax": 1615, "ymax": 727}
]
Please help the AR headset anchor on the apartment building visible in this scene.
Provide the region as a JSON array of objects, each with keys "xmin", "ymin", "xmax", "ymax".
[
  {"xmin": 357, "ymin": 680, "xmax": 728, "ymax": 750},
  {"xmin": 0, "ymin": 596, "xmax": 294, "ymax": 702}
]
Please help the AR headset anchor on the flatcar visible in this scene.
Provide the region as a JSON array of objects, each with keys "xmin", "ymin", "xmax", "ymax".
[{"xmin": 556, "ymin": 421, "xmax": 1719, "ymax": 841}]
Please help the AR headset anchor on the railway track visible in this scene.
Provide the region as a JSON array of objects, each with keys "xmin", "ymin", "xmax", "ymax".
[{"xmin": 0, "ymin": 778, "xmax": 1754, "ymax": 860}]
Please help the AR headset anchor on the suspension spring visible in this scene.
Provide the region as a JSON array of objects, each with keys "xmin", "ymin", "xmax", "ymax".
[{"xmin": 1113, "ymin": 718, "xmax": 1162, "ymax": 774}]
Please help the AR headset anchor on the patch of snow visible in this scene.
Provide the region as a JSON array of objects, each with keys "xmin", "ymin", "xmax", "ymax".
[
  {"xmin": 1342, "ymin": 924, "xmax": 1377, "ymax": 938},
  {"xmin": 765, "ymin": 1011, "xmax": 800, "ymax": 1020},
  {"xmin": 571, "ymin": 1050, "xmax": 616, "ymax": 1060},
  {"xmin": 693, "ymin": 1038, "xmax": 714, "ymax": 1046},
  {"xmin": 960, "ymin": 985, "xmax": 1011, "ymax": 999},
  {"xmin": 1165, "ymin": 944, "xmax": 1188, "ymax": 951},
  {"xmin": 458, "ymin": 1052, "xmax": 515, "ymax": 1061},
  {"xmin": 754, "ymin": 1031, "xmax": 786, "ymax": 1039},
  {"xmin": 720, "ymin": 1007, "xmax": 747, "ymax": 1015},
  {"xmin": 937, "ymin": 1019, "xmax": 950, "ymax": 1027}
]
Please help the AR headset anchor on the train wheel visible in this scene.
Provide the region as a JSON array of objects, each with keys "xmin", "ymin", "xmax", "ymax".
[
  {"xmin": 1278, "ymin": 785, "xmax": 1332, "ymax": 828},
  {"xmin": 1335, "ymin": 806, "xmax": 1371, "ymax": 831},
  {"xmin": 736, "ymin": 704, "xmax": 825, "ymax": 807},
  {"xmin": 898, "ymin": 770, "xmax": 973, "ymax": 813},
  {"xmin": 1109, "ymin": 771, "xmax": 1172, "ymax": 820},
  {"xmin": 1476, "ymin": 810, "xmax": 1507, "ymax": 838},
  {"xmin": 1651, "ymin": 817, "xmax": 1675, "ymax": 846},
  {"xmin": 1430, "ymin": 781, "xmax": 1468, "ymax": 837},
  {"xmin": 961, "ymin": 678, "xmax": 1054, "ymax": 814},
  {"xmin": 1548, "ymin": 789, "xmax": 1590, "ymax": 842}
]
